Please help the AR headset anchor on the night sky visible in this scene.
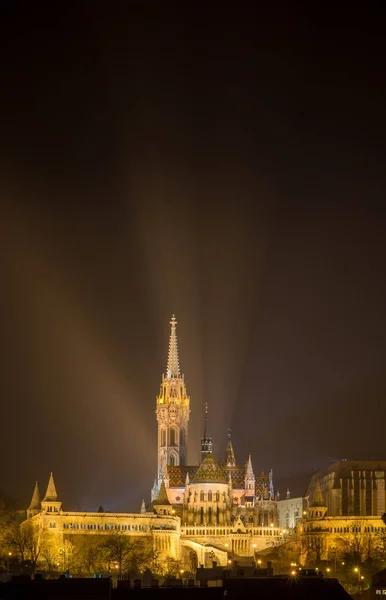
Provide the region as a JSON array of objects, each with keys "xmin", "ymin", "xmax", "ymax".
[{"xmin": 0, "ymin": 3, "xmax": 385, "ymax": 512}]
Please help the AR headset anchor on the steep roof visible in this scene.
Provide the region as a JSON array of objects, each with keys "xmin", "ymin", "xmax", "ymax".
[
  {"xmin": 311, "ymin": 479, "xmax": 326, "ymax": 507},
  {"xmin": 191, "ymin": 454, "xmax": 228, "ymax": 484},
  {"xmin": 224, "ymin": 431, "xmax": 236, "ymax": 467},
  {"xmin": 28, "ymin": 481, "xmax": 41, "ymax": 510},
  {"xmin": 152, "ymin": 480, "xmax": 171, "ymax": 506},
  {"xmin": 43, "ymin": 473, "xmax": 58, "ymax": 502}
]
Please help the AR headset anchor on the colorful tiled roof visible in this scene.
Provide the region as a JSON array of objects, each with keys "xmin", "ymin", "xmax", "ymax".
[{"xmin": 191, "ymin": 454, "xmax": 228, "ymax": 484}]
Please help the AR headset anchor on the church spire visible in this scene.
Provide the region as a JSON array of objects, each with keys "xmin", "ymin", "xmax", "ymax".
[
  {"xmin": 166, "ymin": 315, "xmax": 180, "ymax": 378},
  {"xmin": 43, "ymin": 473, "xmax": 57, "ymax": 502},
  {"xmin": 28, "ymin": 481, "xmax": 41, "ymax": 510},
  {"xmin": 201, "ymin": 402, "xmax": 213, "ymax": 462},
  {"xmin": 224, "ymin": 429, "xmax": 236, "ymax": 467}
]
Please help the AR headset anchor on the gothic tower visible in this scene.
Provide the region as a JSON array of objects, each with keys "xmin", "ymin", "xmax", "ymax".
[{"xmin": 156, "ymin": 316, "xmax": 190, "ymax": 475}]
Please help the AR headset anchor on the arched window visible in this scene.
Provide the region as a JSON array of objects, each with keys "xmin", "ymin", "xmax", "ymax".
[
  {"xmin": 170, "ymin": 454, "xmax": 176, "ymax": 466},
  {"xmin": 200, "ymin": 491, "xmax": 205, "ymax": 502},
  {"xmin": 215, "ymin": 492, "xmax": 220, "ymax": 502},
  {"xmin": 169, "ymin": 427, "xmax": 177, "ymax": 446},
  {"xmin": 180, "ymin": 428, "xmax": 185, "ymax": 446},
  {"xmin": 208, "ymin": 491, "xmax": 212, "ymax": 502},
  {"xmin": 161, "ymin": 429, "xmax": 166, "ymax": 446}
]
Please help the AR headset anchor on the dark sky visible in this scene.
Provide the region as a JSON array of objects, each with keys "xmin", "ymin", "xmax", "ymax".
[{"xmin": 0, "ymin": 3, "xmax": 385, "ymax": 512}]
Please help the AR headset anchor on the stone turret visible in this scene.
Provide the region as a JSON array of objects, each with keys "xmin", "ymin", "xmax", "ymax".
[
  {"xmin": 41, "ymin": 473, "xmax": 62, "ymax": 513},
  {"xmin": 152, "ymin": 480, "xmax": 173, "ymax": 516},
  {"xmin": 308, "ymin": 478, "xmax": 327, "ymax": 518}
]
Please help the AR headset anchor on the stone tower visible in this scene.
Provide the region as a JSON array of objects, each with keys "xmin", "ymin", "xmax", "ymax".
[{"xmin": 156, "ymin": 316, "xmax": 190, "ymax": 475}]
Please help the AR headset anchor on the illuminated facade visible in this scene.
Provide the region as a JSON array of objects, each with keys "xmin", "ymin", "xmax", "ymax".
[
  {"xmin": 297, "ymin": 464, "xmax": 386, "ymax": 564},
  {"xmin": 24, "ymin": 315, "xmax": 281, "ymax": 569}
]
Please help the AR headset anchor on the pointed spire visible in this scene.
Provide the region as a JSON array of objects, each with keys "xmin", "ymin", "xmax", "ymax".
[
  {"xmin": 246, "ymin": 454, "xmax": 254, "ymax": 478},
  {"xmin": 28, "ymin": 481, "xmax": 41, "ymax": 510},
  {"xmin": 166, "ymin": 315, "xmax": 180, "ymax": 378},
  {"xmin": 43, "ymin": 473, "xmax": 58, "ymax": 502},
  {"xmin": 152, "ymin": 480, "xmax": 171, "ymax": 506},
  {"xmin": 311, "ymin": 479, "xmax": 325, "ymax": 507},
  {"xmin": 141, "ymin": 499, "xmax": 146, "ymax": 514},
  {"xmin": 185, "ymin": 472, "xmax": 190, "ymax": 485},
  {"xmin": 286, "ymin": 487, "xmax": 291, "ymax": 499},
  {"xmin": 224, "ymin": 429, "xmax": 236, "ymax": 467},
  {"xmin": 201, "ymin": 403, "xmax": 213, "ymax": 462}
]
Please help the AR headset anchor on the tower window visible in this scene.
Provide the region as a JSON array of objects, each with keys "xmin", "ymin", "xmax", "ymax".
[
  {"xmin": 161, "ymin": 429, "xmax": 166, "ymax": 446},
  {"xmin": 170, "ymin": 427, "xmax": 177, "ymax": 446},
  {"xmin": 170, "ymin": 454, "xmax": 176, "ymax": 466}
]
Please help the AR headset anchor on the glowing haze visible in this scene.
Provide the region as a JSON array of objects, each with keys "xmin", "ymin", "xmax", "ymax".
[{"xmin": 0, "ymin": 4, "xmax": 385, "ymax": 511}]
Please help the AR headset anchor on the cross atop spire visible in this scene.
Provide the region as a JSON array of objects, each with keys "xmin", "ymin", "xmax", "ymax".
[{"xmin": 166, "ymin": 315, "xmax": 180, "ymax": 378}]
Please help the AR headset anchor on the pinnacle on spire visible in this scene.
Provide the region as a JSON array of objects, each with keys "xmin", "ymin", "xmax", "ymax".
[
  {"xmin": 185, "ymin": 472, "xmax": 190, "ymax": 485},
  {"xmin": 224, "ymin": 430, "xmax": 236, "ymax": 467},
  {"xmin": 43, "ymin": 472, "xmax": 58, "ymax": 502},
  {"xmin": 28, "ymin": 481, "xmax": 41, "ymax": 510},
  {"xmin": 204, "ymin": 402, "xmax": 208, "ymax": 438},
  {"xmin": 201, "ymin": 403, "xmax": 213, "ymax": 462},
  {"xmin": 166, "ymin": 315, "xmax": 180, "ymax": 378},
  {"xmin": 140, "ymin": 499, "xmax": 146, "ymax": 514},
  {"xmin": 245, "ymin": 454, "xmax": 254, "ymax": 478}
]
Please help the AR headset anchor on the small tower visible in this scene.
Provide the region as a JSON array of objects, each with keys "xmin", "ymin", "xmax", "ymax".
[
  {"xmin": 140, "ymin": 499, "xmax": 146, "ymax": 514},
  {"xmin": 156, "ymin": 316, "xmax": 190, "ymax": 474},
  {"xmin": 27, "ymin": 481, "xmax": 41, "ymax": 518},
  {"xmin": 152, "ymin": 480, "xmax": 173, "ymax": 516},
  {"xmin": 200, "ymin": 403, "xmax": 213, "ymax": 462},
  {"xmin": 224, "ymin": 430, "xmax": 236, "ymax": 467},
  {"xmin": 308, "ymin": 478, "xmax": 328, "ymax": 519},
  {"xmin": 41, "ymin": 473, "xmax": 62, "ymax": 513},
  {"xmin": 245, "ymin": 454, "xmax": 255, "ymax": 492}
]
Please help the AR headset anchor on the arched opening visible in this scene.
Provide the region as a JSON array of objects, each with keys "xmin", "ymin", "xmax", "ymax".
[{"xmin": 170, "ymin": 454, "xmax": 176, "ymax": 466}]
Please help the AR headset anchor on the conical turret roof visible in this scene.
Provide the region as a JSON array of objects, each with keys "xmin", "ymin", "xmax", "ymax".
[
  {"xmin": 224, "ymin": 430, "xmax": 236, "ymax": 467},
  {"xmin": 43, "ymin": 473, "xmax": 58, "ymax": 502},
  {"xmin": 311, "ymin": 479, "xmax": 325, "ymax": 507},
  {"xmin": 152, "ymin": 480, "xmax": 171, "ymax": 506},
  {"xmin": 28, "ymin": 481, "xmax": 41, "ymax": 510},
  {"xmin": 192, "ymin": 453, "xmax": 227, "ymax": 484}
]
